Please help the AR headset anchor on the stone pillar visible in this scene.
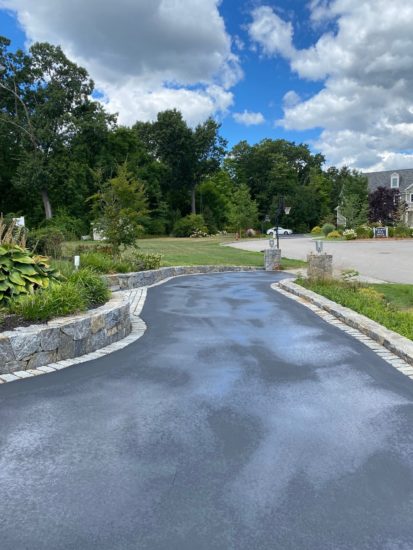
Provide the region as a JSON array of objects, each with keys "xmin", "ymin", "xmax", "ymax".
[
  {"xmin": 307, "ymin": 253, "xmax": 333, "ymax": 280},
  {"xmin": 264, "ymin": 248, "xmax": 282, "ymax": 271}
]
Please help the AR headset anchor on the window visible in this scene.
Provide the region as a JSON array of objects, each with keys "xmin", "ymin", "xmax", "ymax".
[
  {"xmin": 391, "ymin": 173, "xmax": 399, "ymax": 188},
  {"xmin": 410, "ymin": 193, "xmax": 413, "ymax": 203}
]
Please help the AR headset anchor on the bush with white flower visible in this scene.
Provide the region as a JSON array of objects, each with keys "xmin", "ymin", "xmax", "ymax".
[{"xmin": 343, "ymin": 229, "xmax": 357, "ymax": 240}]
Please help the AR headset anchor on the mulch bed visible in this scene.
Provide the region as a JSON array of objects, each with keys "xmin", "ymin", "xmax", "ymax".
[{"xmin": 0, "ymin": 314, "xmax": 46, "ymax": 333}]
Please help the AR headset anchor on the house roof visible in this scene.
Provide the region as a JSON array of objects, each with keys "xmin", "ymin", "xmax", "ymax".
[{"xmin": 363, "ymin": 168, "xmax": 413, "ymax": 193}]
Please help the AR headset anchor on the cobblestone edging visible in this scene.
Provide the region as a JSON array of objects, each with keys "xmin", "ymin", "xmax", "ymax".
[
  {"xmin": 274, "ymin": 279, "xmax": 413, "ymax": 376},
  {"xmin": 0, "ymin": 266, "xmax": 260, "ymax": 383},
  {"xmin": 105, "ymin": 265, "xmax": 261, "ymax": 290}
]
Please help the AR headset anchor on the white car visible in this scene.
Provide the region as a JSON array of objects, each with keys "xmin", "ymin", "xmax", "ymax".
[{"xmin": 267, "ymin": 227, "xmax": 293, "ymax": 236}]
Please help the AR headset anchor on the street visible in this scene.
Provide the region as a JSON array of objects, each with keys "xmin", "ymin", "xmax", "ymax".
[
  {"xmin": 1, "ymin": 272, "xmax": 413, "ymax": 549},
  {"xmin": 227, "ymin": 236, "xmax": 413, "ymax": 283}
]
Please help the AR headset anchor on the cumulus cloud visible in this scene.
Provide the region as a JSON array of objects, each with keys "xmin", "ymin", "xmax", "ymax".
[
  {"xmin": 0, "ymin": 0, "xmax": 241, "ymax": 125},
  {"xmin": 233, "ymin": 110, "xmax": 265, "ymax": 126},
  {"xmin": 283, "ymin": 90, "xmax": 300, "ymax": 107},
  {"xmin": 249, "ymin": 1, "xmax": 413, "ymax": 169}
]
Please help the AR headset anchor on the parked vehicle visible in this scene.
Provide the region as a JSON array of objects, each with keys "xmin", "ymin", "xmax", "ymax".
[{"xmin": 266, "ymin": 227, "xmax": 293, "ymax": 236}]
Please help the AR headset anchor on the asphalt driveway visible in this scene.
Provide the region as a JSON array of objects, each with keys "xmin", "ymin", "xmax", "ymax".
[
  {"xmin": 1, "ymin": 272, "xmax": 413, "ymax": 549},
  {"xmin": 228, "ymin": 236, "xmax": 413, "ymax": 283}
]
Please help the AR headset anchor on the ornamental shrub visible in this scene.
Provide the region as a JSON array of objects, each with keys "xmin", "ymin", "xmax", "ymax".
[
  {"xmin": 9, "ymin": 281, "xmax": 86, "ymax": 322},
  {"xmin": 68, "ymin": 268, "xmax": 110, "ymax": 307},
  {"xmin": 327, "ymin": 230, "xmax": 342, "ymax": 239},
  {"xmin": 0, "ymin": 244, "xmax": 63, "ymax": 305},
  {"xmin": 26, "ymin": 227, "xmax": 65, "ymax": 258},
  {"xmin": 322, "ymin": 223, "xmax": 335, "ymax": 236},
  {"xmin": 393, "ymin": 225, "xmax": 412, "ymax": 238},
  {"xmin": 355, "ymin": 225, "xmax": 373, "ymax": 239},
  {"xmin": 119, "ymin": 248, "xmax": 162, "ymax": 270},
  {"xmin": 343, "ymin": 229, "xmax": 357, "ymax": 240},
  {"xmin": 311, "ymin": 226, "xmax": 322, "ymax": 234},
  {"xmin": 172, "ymin": 214, "xmax": 208, "ymax": 237}
]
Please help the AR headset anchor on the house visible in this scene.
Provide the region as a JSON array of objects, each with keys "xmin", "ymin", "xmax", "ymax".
[{"xmin": 364, "ymin": 168, "xmax": 413, "ymax": 227}]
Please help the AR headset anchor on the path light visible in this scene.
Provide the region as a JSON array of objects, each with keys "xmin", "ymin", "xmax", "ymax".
[{"xmin": 74, "ymin": 255, "xmax": 80, "ymax": 271}]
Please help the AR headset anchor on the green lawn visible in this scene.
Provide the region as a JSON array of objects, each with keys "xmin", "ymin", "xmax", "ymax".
[
  {"xmin": 297, "ymin": 278, "xmax": 413, "ymax": 340},
  {"xmin": 64, "ymin": 236, "xmax": 306, "ymax": 270},
  {"xmin": 371, "ymin": 283, "xmax": 413, "ymax": 311},
  {"xmin": 131, "ymin": 236, "xmax": 306, "ymax": 270}
]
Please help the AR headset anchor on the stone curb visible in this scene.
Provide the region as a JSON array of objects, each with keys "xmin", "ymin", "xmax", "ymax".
[
  {"xmin": 104, "ymin": 264, "xmax": 261, "ymax": 290},
  {"xmin": 0, "ymin": 266, "xmax": 260, "ymax": 383},
  {"xmin": 277, "ymin": 279, "xmax": 413, "ymax": 367}
]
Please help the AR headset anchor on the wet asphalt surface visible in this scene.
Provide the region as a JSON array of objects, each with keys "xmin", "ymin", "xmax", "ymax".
[{"xmin": 1, "ymin": 272, "xmax": 413, "ymax": 549}]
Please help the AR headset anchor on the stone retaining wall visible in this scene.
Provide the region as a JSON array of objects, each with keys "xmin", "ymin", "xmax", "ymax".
[
  {"xmin": 105, "ymin": 265, "xmax": 261, "ymax": 290},
  {"xmin": 0, "ymin": 293, "xmax": 131, "ymax": 374}
]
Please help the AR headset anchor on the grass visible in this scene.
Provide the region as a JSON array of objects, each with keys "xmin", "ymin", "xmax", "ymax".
[
  {"xmin": 297, "ymin": 278, "xmax": 413, "ymax": 340},
  {"xmin": 63, "ymin": 236, "xmax": 307, "ymax": 270},
  {"xmin": 371, "ymin": 283, "xmax": 413, "ymax": 311}
]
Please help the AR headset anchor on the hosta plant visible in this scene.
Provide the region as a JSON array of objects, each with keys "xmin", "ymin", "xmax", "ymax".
[{"xmin": 0, "ymin": 244, "xmax": 63, "ymax": 304}]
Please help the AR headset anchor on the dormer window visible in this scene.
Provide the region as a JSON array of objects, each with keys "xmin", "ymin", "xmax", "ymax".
[{"xmin": 391, "ymin": 173, "xmax": 400, "ymax": 188}]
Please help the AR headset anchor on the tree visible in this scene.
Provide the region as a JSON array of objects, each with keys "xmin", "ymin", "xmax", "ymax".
[
  {"xmin": 368, "ymin": 186, "xmax": 400, "ymax": 225},
  {"xmin": 228, "ymin": 184, "xmax": 258, "ymax": 236},
  {"xmin": 90, "ymin": 164, "xmax": 149, "ymax": 253},
  {"xmin": 339, "ymin": 169, "xmax": 369, "ymax": 228},
  {"xmin": 225, "ymin": 138, "xmax": 325, "ymax": 229},
  {"xmin": 198, "ymin": 170, "xmax": 234, "ymax": 232},
  {"xmin": 134, "ymin": 110, "xmax": 226, "ymax": 217},
  {"xmin": 0, "ymin": 36, "xmax": 114, "ymax": 220}
]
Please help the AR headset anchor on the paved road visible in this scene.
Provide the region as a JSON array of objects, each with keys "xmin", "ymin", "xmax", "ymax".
[
  {"xmin": 228, "ymin": 237, "xmax": 413, "ymax": 283},
  {"xmin": 1, "ymin": 272, "xmax": 413, "ymax": 549}
]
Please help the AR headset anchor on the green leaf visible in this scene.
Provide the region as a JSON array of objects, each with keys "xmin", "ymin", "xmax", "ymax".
[
  {"xmin": 9, "ymin": 272, "xmax": 26, "ymax": 286},
  {"xmin": 14, "ymin": 264, "xmax": 38, "ymax": 276},
  {"xmin": 11, "ymin": 254, "xmax": 35, "ymax": 264}
]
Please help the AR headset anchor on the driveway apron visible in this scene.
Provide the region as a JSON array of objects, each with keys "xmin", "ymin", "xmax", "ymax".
[{"xmin": 1, "ymin": 272, "xmax": 413, "ymax": 550}]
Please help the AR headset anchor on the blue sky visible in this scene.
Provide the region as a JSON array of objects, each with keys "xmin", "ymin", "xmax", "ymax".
[{"xmin": 1, "ymin": 0, "xmax": 413, "ymax": 171}]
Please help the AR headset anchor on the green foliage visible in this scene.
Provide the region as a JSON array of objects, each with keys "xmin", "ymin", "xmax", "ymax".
[
  {"xmin": 0, "ymin": 244, "xmax": 63, "ymax": 305},
  {"xmin": 297, "ymin": 278, "xmax": 413, "ymax": 340},
  {"xmin": 311, "ymin": 226, "xmax": 322, "ymax": 234},
  {"xmin": 9, "ymin": 281, "xmax": 86, "ymax": 322},
  {"xmin": 355, "ymin": 225, "xmax": 373, "ymax": 238},
  {"xmin": 79, "ymin": 252, "xmax": 131, "ymax": 274},
  {"xmin": 393, "ymin": 225, "xmax": 412, "ymax": 238},
  {"xmin": 119, "ymin": 248, "xmax": 162, "ymax": 271},
  {"xmin": 68, "ymin": 268, "xmax": 110, "ymax": 307},
  {"xmin": 343, "ymin": 229, "xmax": 357, "ymax": 240},
  {"xmin": 322, "ymin": 223, "xmax": 335, "ymax": 236},
  {"xmin": 79, "ymin": 248, "xmax": 162, "ymax": 273},
  {"xmin": 9, "ymin": 267, "xmax": 110, "ymax": 322},
  {"xmin": 90, "ymin": 163, "xmax": 149, "ymax": 252},
  {"xmin": 228, "ymin": 183, "xmax": 258, "ymax": 236},
  {"xmin": 40, "ymin": 211, "xmax": 86, "ymax": 240},
  {"xmin": 173, "ymin": 214, "xmax": 208, "ymax": 237},
  {"xmin": 327, "ymin": 230, "xmax": 342, "ymax": 239},
  {"xmin": 26, "ymin": 227, "xmax": 65, "ymax": 258}
]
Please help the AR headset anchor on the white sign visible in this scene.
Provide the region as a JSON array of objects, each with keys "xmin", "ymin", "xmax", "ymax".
[{"xmin": 13, "ymin": 216, "xmax": 25, "ymax": 227}]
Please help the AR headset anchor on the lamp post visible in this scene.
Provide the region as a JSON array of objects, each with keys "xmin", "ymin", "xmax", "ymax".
[{"xmin": 273, "ymin": 196, "xmax": 291, "ymax": 250}]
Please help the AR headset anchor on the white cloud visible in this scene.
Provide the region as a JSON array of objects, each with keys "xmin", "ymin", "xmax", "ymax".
[
  {"xmin": 249, "ymin": 1, "xmax": 413, "ymax": 169},
  {"xmin": 283, "ymin": 90, "xmax": 300, "ymax": 107},
  {"xmin": 0, "ymin": 0, "xmax": 242, "ymax": 125},
  {"xmin": 249, "ymin": 6, "xmax": 295, "ymax": 58},
  {"xmin": 233, "ymin": 110, "xmax": 265, "ymax": 126}
]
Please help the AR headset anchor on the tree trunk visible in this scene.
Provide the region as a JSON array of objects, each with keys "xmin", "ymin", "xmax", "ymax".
[
  {"xmin": 41, "ymin": 188, "xmax": 53, "ymax": 219},
  {"xmin": 191, "ymin": 186, "xmax": 196, "ymax": 215}
]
